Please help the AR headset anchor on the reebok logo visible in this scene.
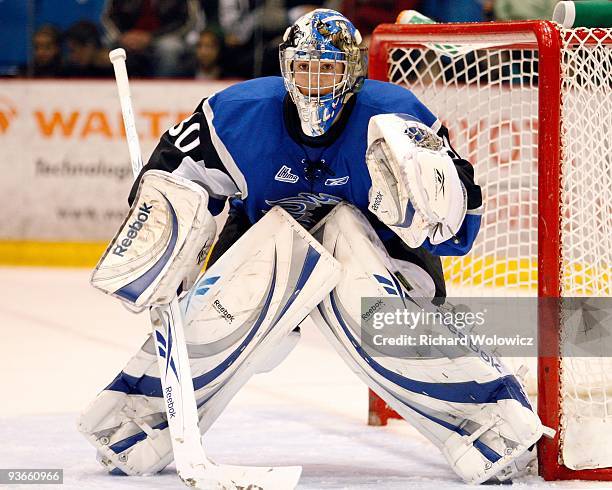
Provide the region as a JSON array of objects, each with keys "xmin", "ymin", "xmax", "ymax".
[
  {"xmin": 213, "ymin": 299, "xmax": 235, "ymax": 323},
  {"xmin": 325, "ymin": 176, "xmax": 349, "ymax": 186},
  {"xmin": 112, "ymin": 203, "xmax": 153, "ymax": 257},
  {"xmin": 434, "ymin": 168, "xmax": 445, "ymax": 198},
  {"xmin": 362, "ymin": 299, "xmax": 384, "ymax": 322},
  {"xmin": 275, "ymin": 165, "xmax": 299, "ymax": 183},
  {"xmin": 165, "ymin": 387, "xmax": 176, "ymax": 418}
]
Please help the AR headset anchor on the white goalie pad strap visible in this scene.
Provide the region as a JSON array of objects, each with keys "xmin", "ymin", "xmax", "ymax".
[
  {"xmin": 366, "ymin": 114, "xmax": 467, "ymax": 247},
  {"xmin": 79, "ymin": 207, "xmax": 340, "ymax": 476},
  {"xmin": 309, "ymin": 203, "xmax": 543, "ymax": 484},
  {"xmin": 91, "ymin": 170, "xmax": 216, "ymax": 307}
]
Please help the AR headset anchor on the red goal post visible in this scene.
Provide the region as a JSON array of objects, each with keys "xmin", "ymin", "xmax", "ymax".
[{"xmin": 366, "ymin": 20, "xmax": 612, "ymax": 481}]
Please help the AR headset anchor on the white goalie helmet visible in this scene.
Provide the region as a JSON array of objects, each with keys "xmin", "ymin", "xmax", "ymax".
[{"xmin": 279, "ymin": 9, "xmax": 367, "ymax": 136}]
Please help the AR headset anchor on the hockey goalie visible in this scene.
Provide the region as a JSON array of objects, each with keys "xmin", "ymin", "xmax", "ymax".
[{"xmin": 79, "ymin": 8, "xmax": 544, "ymax": 486}]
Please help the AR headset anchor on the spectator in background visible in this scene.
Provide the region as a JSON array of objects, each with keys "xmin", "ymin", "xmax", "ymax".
[
  {"xmin": 343, "ymin": 0, "xmax": 494, "ymax": 35},
  {"xmin": 20, "ymin": 25, "xmax": 63, "ymax": 77},
  {"xmin": 63, "ymin": 21, "xmax": 113, "ymax": 78},
  {"xmin": 218, "ymin": 0, "xmax": 288, "ymax": 78},
  {"xmin": 101, "ymin": 0, "xmax": 199, "ymax": 77},
  {"xmin": 286, "ymin": 1, "xmax": 334, "ymax": 23},
  {"xmin": 342, "ymin": 0, "xmax": 421, "ymax": 41},
  {"xmin": 491, "ymin": 0, "xmax": 556, "ymax": 84},
  {"xmin": 418, "ymin": 0, "xmax": 487, "ymax": 23},
  {"xmin": 200, "ymin": 0, "xmax": 220, "ymax": 27},
  {"xmin": 218, "ymin": 0, "xmax": 331, "ymax": 79},
  {"xmin": 179, "ymin": 27, "xmax": 227, "ymax": 79}
]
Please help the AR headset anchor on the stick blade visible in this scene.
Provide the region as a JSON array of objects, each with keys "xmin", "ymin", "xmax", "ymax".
[{"xmin": 179, "ymin": 464, "xmax": 302, "ymax": 489}]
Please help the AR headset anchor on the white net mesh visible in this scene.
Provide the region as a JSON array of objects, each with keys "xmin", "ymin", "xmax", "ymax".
[
  {"xmin": 382, "ymin": 25, "xmax": 612, "ymax": 471},
  {"xmin": 558, "ymin": 28, "xmax": 612, "ymax": 470},
  {"xmin": 388, "ymin": 44, "xmax": 540, "ymax": 289},
  {"xmin": 560, "ymin": 29, "xmax": 612, "ymax": 298}
]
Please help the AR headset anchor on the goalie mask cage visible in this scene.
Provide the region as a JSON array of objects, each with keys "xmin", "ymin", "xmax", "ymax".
[{"xmin": 367, "ymin": 20, "xmax": 612, "ymax": 481}]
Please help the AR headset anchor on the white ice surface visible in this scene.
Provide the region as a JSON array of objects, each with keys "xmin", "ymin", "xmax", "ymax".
[{"xmin": 2, "ymin": 267, "xmax": 612, "ymax": 490}]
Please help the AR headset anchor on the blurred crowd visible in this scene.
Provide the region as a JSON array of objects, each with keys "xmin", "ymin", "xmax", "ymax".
[{"xmin": 2, "ymin": 0, "xmax": 560, "ymax": 79}]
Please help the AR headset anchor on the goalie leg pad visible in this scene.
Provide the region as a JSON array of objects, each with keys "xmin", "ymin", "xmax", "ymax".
[
  {"xmin": 79, "ymin": 206, "xmax": 340, "ymax": 476},
  {"xmin": 91, "ymin": 170, "xmax": 216, "ymax": 307},
  {"xmin": 309, "ymin": 202, "xmax": 543, "ymax": 485},
  {"xmin": 79, "ymin": 329, "xmax": 302, "ymax": 476}
]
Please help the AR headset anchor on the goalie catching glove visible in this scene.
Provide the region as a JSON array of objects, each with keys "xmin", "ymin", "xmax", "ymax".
[
  {"xmin": 91, "ymin": 170, "xmax": 216, "ymax": 307},
  {"xmin": 366, "ymin": 114, "xmax": 467, "ymax": 248}
]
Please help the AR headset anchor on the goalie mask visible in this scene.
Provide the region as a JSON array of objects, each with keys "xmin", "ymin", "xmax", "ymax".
[{"xmin": 280, "ymin": 9, "xmax": 367, "ymax": 137}]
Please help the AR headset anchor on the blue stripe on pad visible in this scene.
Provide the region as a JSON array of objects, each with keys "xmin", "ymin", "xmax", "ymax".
[
  {"xmin": 105, "ymin": 244, "xmax": 320, "ymax": 454},
  {"xmin": 107, "ymin": 250, "xmax": 279, "ymax": 398},
  {"xmin": 373, "ymin": 274, "xmax": 393, "ymax": 286},
  {"xmin": 323, "ymin": 297, "xmax": 505, "ymax": 464},
  {"xmin": 328, "ymin": 290, "xmax": 530, "ymax": 409},
  {"xmin": 202, "ymin": 276, "xmax": 220, "ymax": 285},
  {"xmin": 155, "ymin": 330, "xmax": 166, "ymax": 348},
  {"xmin": 108, "ymin": 245, "xmax": 321, "ymax": 398},
  {"xmin": 272, "ymin": 245, "xmax": 320, "ymax": 322}
]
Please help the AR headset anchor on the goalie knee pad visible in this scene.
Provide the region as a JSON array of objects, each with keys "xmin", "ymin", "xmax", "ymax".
[
  {"xmin": 309, "ymin": 202, "xmax": 544, "ymax": 484},
  {"xmin": 79, "ymin": 207, "xmax": 340, "ymax": 476}
]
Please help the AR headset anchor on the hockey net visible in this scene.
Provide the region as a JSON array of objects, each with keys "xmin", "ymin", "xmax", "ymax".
[{"xmin": 368, "ymin": 20, "xmax": 612, "ymax": 480}]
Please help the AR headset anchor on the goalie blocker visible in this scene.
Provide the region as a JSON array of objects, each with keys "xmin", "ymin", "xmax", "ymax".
[{"xmin": 91, "ymin": 170, "xmax": 216, "ymax": 307}]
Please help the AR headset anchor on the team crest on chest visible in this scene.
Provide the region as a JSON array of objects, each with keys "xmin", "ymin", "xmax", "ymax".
[
  {"xmin": 264, "ymin": 192, "xmax": 343, "ymax": 226},
  {"xmin": 274, "ymin": 165, "xmax": 299, "ymax": 183}
]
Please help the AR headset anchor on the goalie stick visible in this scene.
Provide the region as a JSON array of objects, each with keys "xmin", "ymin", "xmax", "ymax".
[{"xmin": 108, "ymin": 48, "xmax": 302, "ymax": 490}]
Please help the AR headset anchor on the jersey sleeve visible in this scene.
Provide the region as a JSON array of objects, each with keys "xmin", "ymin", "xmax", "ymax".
[
  {"xmin": 127, "ymin": 98, "xmax": 243, "ymax": 216},
  {"xmin": 420, "ymin": 124, "xmax": 483, "ymax": 256}
]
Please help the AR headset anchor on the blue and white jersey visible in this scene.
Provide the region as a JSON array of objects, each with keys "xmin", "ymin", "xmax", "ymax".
[{"xmin": 132, "ymin": 77, "xmax": 482, "ymax": 256}]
